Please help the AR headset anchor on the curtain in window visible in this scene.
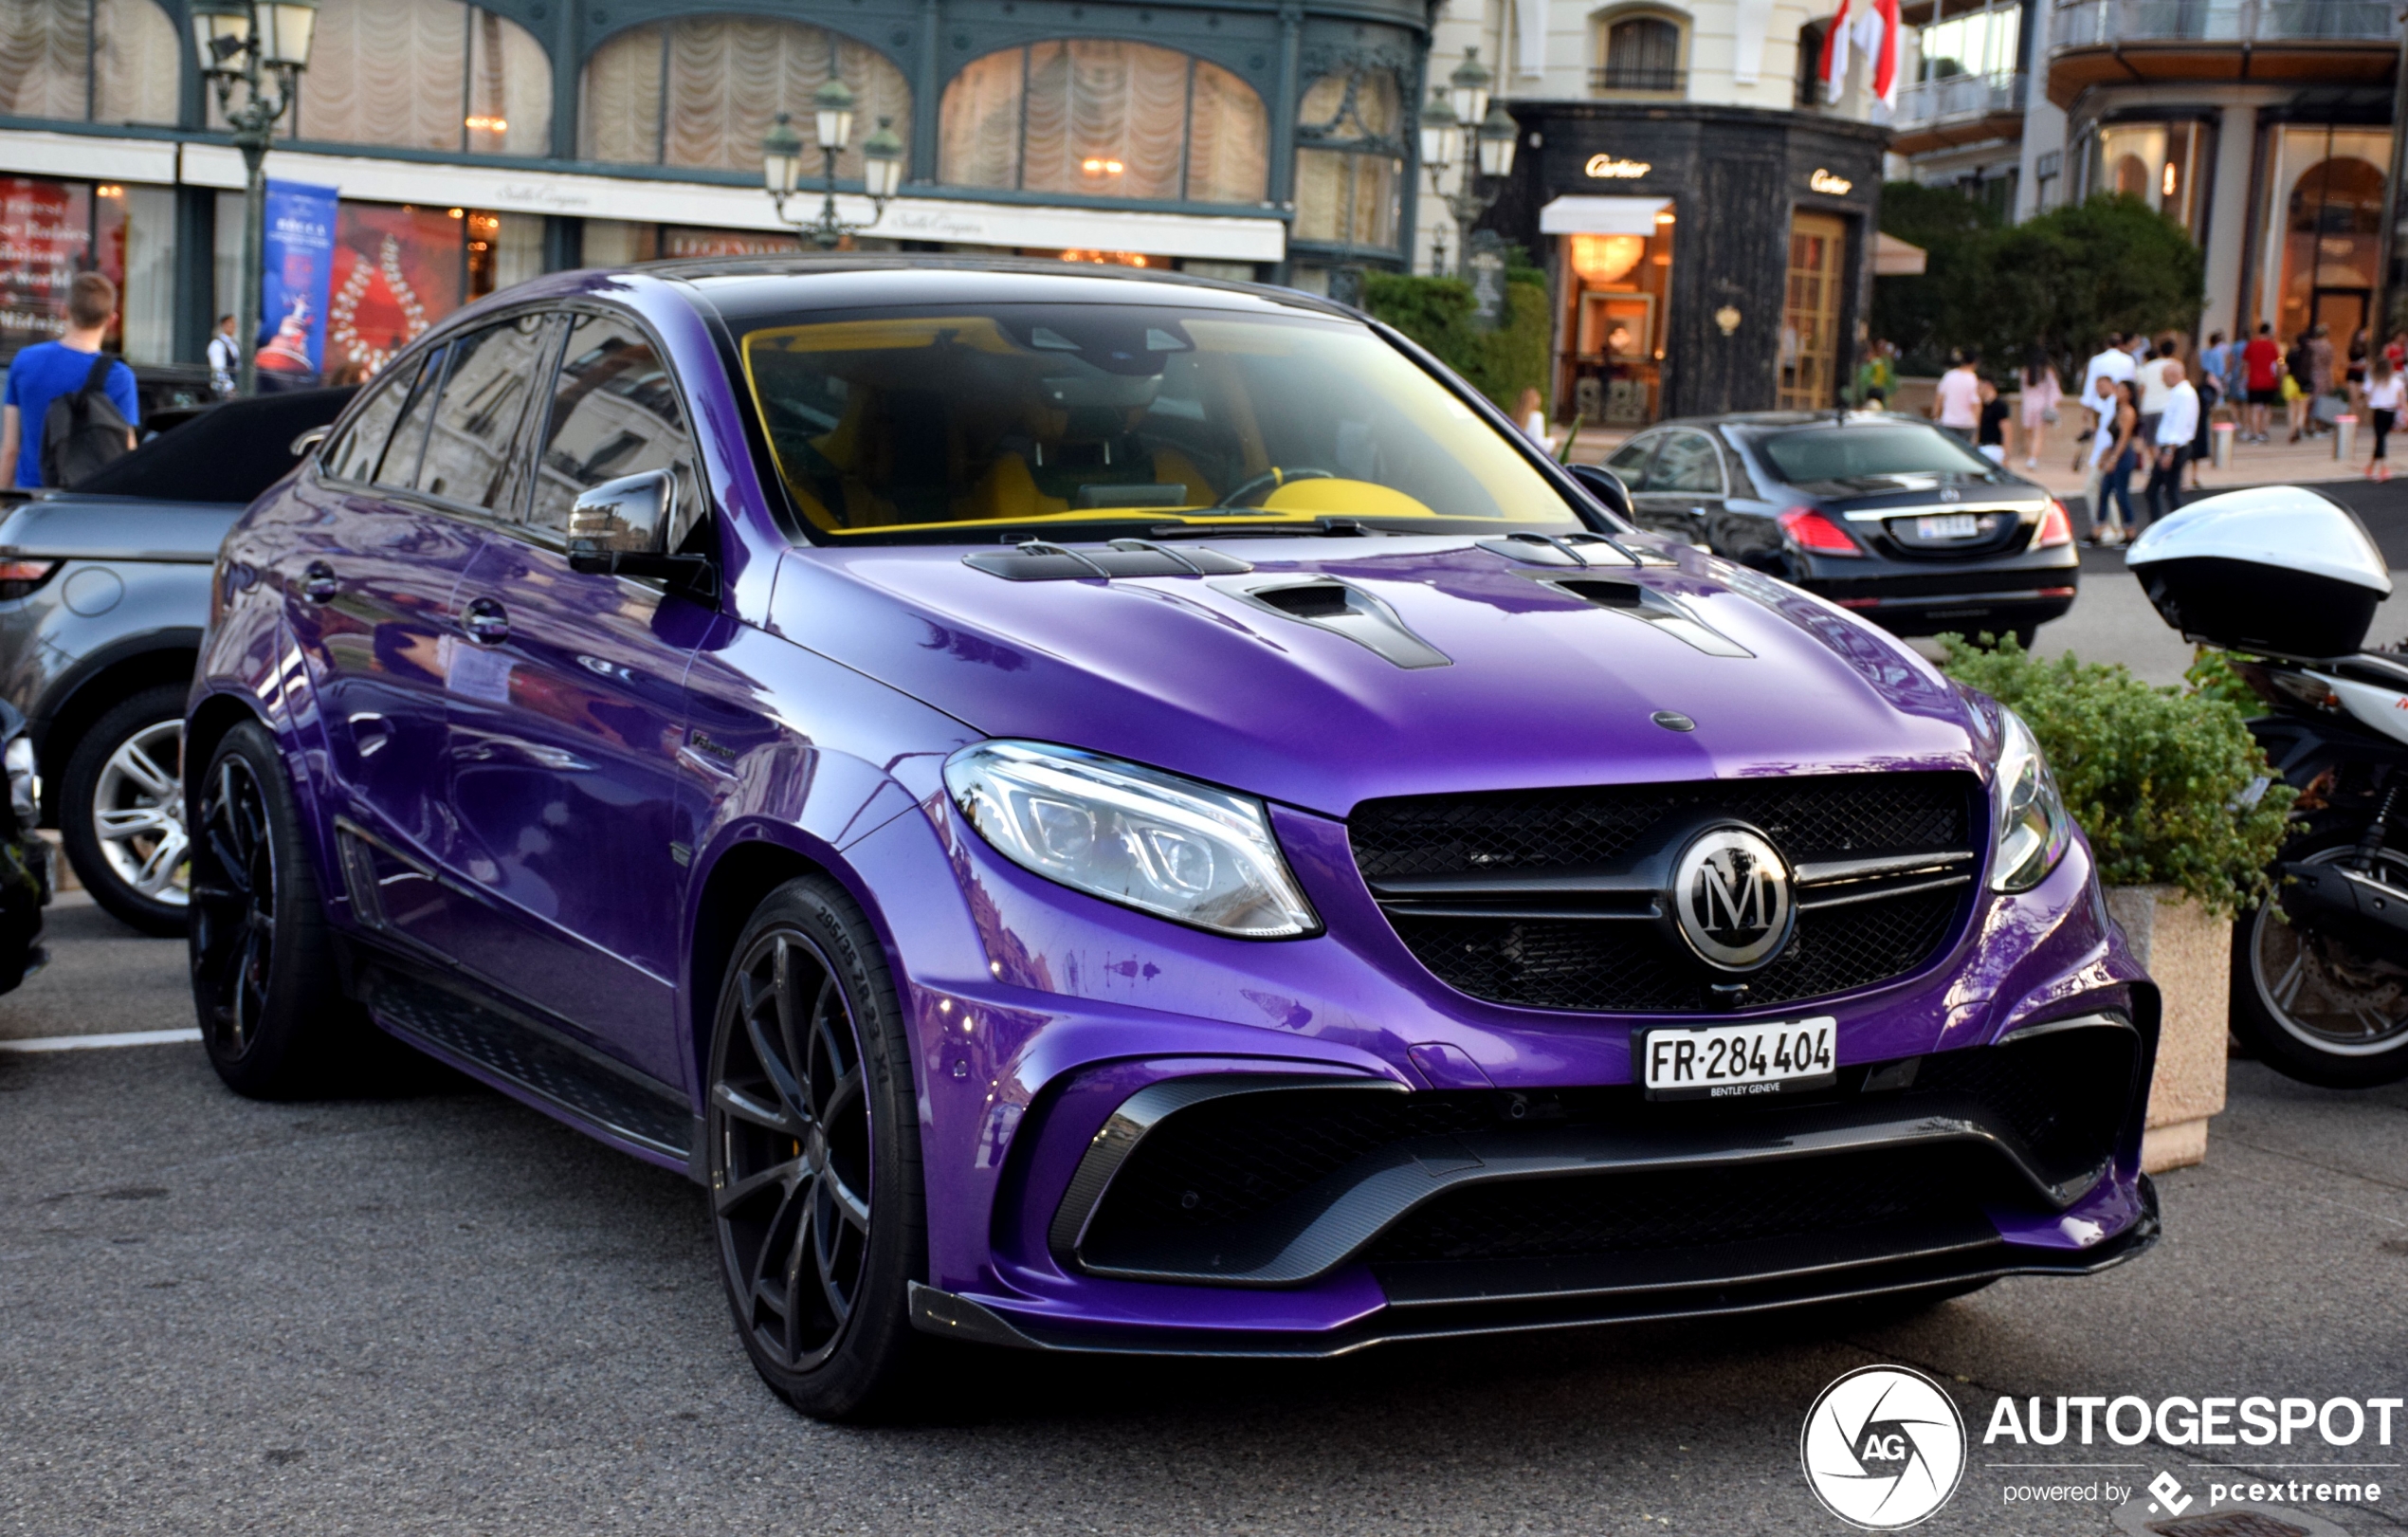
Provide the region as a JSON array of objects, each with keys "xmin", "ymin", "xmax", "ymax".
[
  {"xmin": 939, "ymin": 41, "xmax": 1268, "ymax": 204},
  {"xmin": 1293, "ymin": 69, "xmax": 1401, "ymax": 250},
  {"xmin": 0, "ymin": 0, "xmax": 175, "ymax": 123},
  {"xmin": 582, "ymin": 19, "xmax": 909, "ymax": 178},
  {"xmin": 95, "ymin": 0, "xmax": 177, "ymax": 124},
  {"xmin": 465, "ymin": 7, "xmax": 553, "ymax": 156},
  {"xmin": 937, "ymin": 47, "xmax": 1024, "ymax": 191},
  {"xmin": 0, "ymin": 1, "xmax": 83, "ymax": 120},
  {"xmin": 1185, "ymin": 60, "xmax": 1268, "ymax": 204},
  {"xmin": 280, "ymin": 0, "xmax": 464, "ymax": 150}
]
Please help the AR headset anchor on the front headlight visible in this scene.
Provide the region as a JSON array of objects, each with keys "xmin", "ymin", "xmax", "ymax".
[
  {"xmin": 1989, "ymin": 706, "xmax": 2071, "ymax": 892},
  {"xmin": 944, "ymin": 741, "xmax": 1321, "ymax": 939},
  {"xmin": 5, "ymin": 735, "xmax": 36, "ymax": 825}
]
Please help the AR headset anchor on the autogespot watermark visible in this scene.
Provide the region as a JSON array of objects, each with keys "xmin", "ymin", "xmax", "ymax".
[{"xmin": 1802, "ymin": 1373, "xmax": 2401, "ymax": 1529}]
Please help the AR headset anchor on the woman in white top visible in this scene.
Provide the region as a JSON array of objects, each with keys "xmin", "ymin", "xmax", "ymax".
[
  {"xmin": 1515, "ymin": 387, "xmax": 1548, "ymax": 448},
  {"xmin": 2362, "ymin": 356, "xmax": 2404, "ymax": 482}
]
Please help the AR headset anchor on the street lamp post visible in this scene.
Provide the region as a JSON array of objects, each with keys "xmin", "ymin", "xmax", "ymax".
[
  {"xmin": 1417, "ymin": 49, "xmax": 1518, "ymax": 278},
  {"xmin": 762, "ymin": 79, "xmax": 905, "ymax": 249},
  {"xmin": 191, "ymin": 0, "xmax": 317, "ymax": 397}
]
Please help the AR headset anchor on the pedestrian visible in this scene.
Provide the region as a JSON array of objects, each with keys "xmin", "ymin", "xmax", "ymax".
[
  {"xmin": 2387, "ymin": 331, "xmax": 2406, "ymax": 374},
  {"xmin": 2346, "ymin": 328, "xmax": 2369, "ymax": 395},
  {"xmin": 1976, "ymin": 373, "xmax": 2011, "ymax": 465},
  {"xmin": 2144, "ymin": 359, "xmax": 2198, "ymax": 526},
  {"xmin": 1515, "ymin": 386, "xmax": 1548, "ymax": 447},
  {"xmin": 2098, "ymin": 378, "xmax": 2141, "ymax": 545},
  {"xmin": 1852, "ymin": 339, "xmax": 1896, "ymax": 409},
  {"xmin": 2076, "ymin": 332, "xmax": 2136, "ymax": 472},
  {"xmin": 2242, "ymin": 321, "xmax": 2282, "ymax": 442},
  {"xmin": 2080, "ymin": 372, "xmax": 2120, "ymax": 541},
  {"xmin": 0, "ymin": 270, "xmax": 138, "ymax": 490},
  {"xmin": 2200, "ymin": 331, "xmax": 2229, "ymax": 394},
  {"xmin": 2135, "ymin": 336, "xmax": 2179, "ymax": 448},
  {"xmin": 206, "ymin": 313, "xmax": 239, "ymax": 399},
  {"xmin": 2309, "ymin": 322, "xmax": 2336, "ymax": 430},
  {"xmin": 2363, "ymin": 353, "xmax": 2402, "ymax": 482},
  {"xmin": 2286, "ymin": 333, "xmax": 2314, "ymax": 442},
  {"xmin": 1932, "ymin": 348, "xmax": 1981, "ymax": 442},
  {"xmin": 2017, "ymin": 343, "xmax": 2061, "ymax": 467}
]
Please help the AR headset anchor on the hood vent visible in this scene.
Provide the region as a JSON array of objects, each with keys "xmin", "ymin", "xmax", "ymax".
[
  {"xmin": 1553, "ymin": 576, "xmax": 1753, "ymax": 658},
  {"xmin": 1222, "ymin": 577, "xmax": 1452, "ymax": 669},
  {"xmin": 963, "ymin": 539, "xmax": 1254, "ymax": 581},
  {"xmin": 1477, "ymin": 530, "xmax": 1673, "ymax": 568}
]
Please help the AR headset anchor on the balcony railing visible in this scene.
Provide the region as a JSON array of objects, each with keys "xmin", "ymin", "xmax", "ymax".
[
  {"xmin": 1589, "ymin": 64, "xmax": 1687, "ymax": 94},
  {"xmin": 2052, "ymin": 0, "xmax": 2397, "ymax": 47},
  {"xmin": 1896, "ymin": 70, "xmax": 2028, "ymax": 127}
]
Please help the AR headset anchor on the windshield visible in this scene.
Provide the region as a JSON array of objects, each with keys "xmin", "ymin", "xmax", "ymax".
[
  {"xmin": 1754, "ymin": 424, "xmax": 2004, "ymax": 485},
  {"xmin": 736, "ymin": 303, "xmax": 1586, "ymax": 540}
]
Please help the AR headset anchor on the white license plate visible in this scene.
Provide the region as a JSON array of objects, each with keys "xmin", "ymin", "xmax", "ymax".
[
  {"xmin": 1913, "ymin": 513, "xmax": 1981, "ymax": 540},
  {"xmin": 1640, "ymin": 1017, "xmax": 1838, "ymax": 1101}
]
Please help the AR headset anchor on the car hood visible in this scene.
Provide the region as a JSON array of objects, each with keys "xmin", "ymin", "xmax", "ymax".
[
  {"xmin": 768, "ymin": 536, "xmax": 1991, "ymax": 815},
  {"xmin": 0, "ymin": 494, "xmax": 237, "ymax": 562}
]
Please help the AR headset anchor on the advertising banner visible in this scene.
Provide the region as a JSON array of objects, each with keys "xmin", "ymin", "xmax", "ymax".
[
  {"xmin": 257, "ymin": 179, "xmax": 338, "ymax": 387},
  {"xmin": 0, "ymin": 177, "xmax": 91, "ymax": 353}
]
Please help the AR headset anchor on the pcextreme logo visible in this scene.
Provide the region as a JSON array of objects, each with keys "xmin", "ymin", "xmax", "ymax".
[{"xmin": 1801, "ymin": 1366, "xmax": 1969, "ymax": 1529}]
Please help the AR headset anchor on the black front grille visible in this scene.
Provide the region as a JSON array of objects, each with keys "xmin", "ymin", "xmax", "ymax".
[
  {"xmin": 1395, "ymin": 883, "xmax": 1962, "ymax": 1013},
  {"xmin": 1362, "ymin": 1144, "xmax": 2004, "ymax": 1264},
  {"xmin": 1351, "ymin": 773, "xmax": 1979, "ymax": 1014},
  {"xmin": 1351, "ymin": 773, "xmax": 1971, "ymax": 880}
]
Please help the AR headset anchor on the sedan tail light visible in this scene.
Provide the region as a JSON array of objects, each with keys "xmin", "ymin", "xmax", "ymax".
[
  {"xmin": 2034, "ymin": 500, "xmax": 2073, "ymax": 549},
  {"xmin": 1777, "ymin": 506, "xmax": 1863, "ymax": 557}
]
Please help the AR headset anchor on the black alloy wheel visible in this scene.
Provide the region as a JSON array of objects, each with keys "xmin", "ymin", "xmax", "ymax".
[
  {"xmin": 2230, "ymin": 832, "xmax": 2408, "ymax": 1088},
  {"xmin": 188, "ymin": 720, "xmax": 374, "ymax": 1098},
  {"xmin": 193, "ymin": 749, "xmax": 274, "ymax": 1058},
  {"xmin": 708, "ymin": 877, "xmax": 925, "ymax": 1418}
]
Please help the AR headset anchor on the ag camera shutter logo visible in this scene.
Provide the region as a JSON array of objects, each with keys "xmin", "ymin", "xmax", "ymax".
[{"xmin": 1801, "ymin": 1365, "xmax": 1968, "ymax": 1528}]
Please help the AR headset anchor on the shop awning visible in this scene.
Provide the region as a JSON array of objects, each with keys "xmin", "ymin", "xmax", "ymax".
[
  {"xmin": 1538, "ymin": 195, "xmax": 1672, "ymax": 236},
  {"xmin": 1874, "ymin": 232, "xmax": 1927, "ymax": 276}
]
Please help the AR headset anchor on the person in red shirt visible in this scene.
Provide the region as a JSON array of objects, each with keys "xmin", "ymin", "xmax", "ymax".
[{"xmin": 2241, "ymin": 322, "xmax": 2283, "ymax": 444}]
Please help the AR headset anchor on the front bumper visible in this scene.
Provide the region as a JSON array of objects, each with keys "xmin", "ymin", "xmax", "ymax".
[{"xmin": 845, "ymin": 753, "xmax": 2156, "ymax": 1359}]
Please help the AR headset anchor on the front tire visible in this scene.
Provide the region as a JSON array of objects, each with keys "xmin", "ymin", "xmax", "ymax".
[
  {"xmin": 61, "ymin": 683, "xmax": 191, "ymax": 935},
  {"xmin": 706, "ymin": 875, "xmax": 927, "ymax": 1420},
  {"xmin": 188, "ymin": 719, "xmax": 373, "ymax": 1098},
  {"xmin": 2231, "ymin": 833, "xmax": 2408, "ymax": 1088}
]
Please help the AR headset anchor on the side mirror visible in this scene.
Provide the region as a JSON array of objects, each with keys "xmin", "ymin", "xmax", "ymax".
[
  {"xmin": 1564, "ymin": 462, "xmax": 1634, "ymax": 522},
  {"xmin": 565, "ymin": 468, "xmax": 716, "ymax": 596}
]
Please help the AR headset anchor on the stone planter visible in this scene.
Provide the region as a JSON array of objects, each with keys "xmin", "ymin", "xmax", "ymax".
[{"xmin": 2105, "ymin": 885, "xmax": 2229, "ymax": 1173}]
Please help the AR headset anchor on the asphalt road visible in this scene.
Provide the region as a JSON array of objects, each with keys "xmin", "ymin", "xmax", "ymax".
[{"xmin": 4, "ymin": 907, "xmax": 2406, "ymax": 1535}]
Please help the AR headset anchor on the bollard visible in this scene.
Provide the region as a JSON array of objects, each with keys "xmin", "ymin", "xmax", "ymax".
[
  {"xmin": 2335, "ymin": 412, "xmax": 2358, "ymax": 463},
  {"xmin": 2212, "ymin": 419, "xmax": 2235, "ymax": 468}
]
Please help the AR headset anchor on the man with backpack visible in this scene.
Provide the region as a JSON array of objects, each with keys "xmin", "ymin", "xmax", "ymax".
[{"xmin": 0, "ymin": 270, "xmax": 139, "ymax": 489}]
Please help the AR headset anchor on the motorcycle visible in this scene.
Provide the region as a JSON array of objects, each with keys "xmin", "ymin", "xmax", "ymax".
[{"xmin": 2129, "ymin": 485, "xmax": 2408, "ymax": 1088}]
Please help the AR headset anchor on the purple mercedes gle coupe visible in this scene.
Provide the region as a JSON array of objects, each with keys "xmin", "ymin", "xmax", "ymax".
[{"xmin": 188, "ymin": 259, "xmax": 2158, "ymax": 1418}]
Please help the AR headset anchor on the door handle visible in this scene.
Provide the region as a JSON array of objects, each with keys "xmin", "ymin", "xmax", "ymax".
[
  {"xmin": 462, "ymin": 595, "xmax": 510, "ymax": 646},
  {"xmin": 300, "ymin": 561, "xmax": 337, "ymax": 605}
]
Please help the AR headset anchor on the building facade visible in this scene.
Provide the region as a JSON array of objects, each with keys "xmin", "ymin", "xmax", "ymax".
[
  {"xmin": 0, "ymin": 0, "xmax": 1441, "ymax": 378},
  {"xmin": 1417, "ymin": 0, "xmax": 1892, "ymax": 421},
  {"xmin": 1889, "ymin": 0, "xmax": 2401, "ymax": 354}
]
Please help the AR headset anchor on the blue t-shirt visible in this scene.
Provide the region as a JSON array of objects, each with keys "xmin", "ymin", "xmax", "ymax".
[{"xmin": 4, "ymin": 341, "xmax": 139, "ymax": 487}]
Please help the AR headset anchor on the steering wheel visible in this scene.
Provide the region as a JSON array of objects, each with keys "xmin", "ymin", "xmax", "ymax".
[{"xmin": 1213, "ymin": 467, "xmax": 1335, "ymax": 510}]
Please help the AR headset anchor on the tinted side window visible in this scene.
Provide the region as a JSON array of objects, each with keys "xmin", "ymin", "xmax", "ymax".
[
  {"xmin": 1605, "ymin": 437, "xmax": 1654, "ymax": 476},
  {"xmin": 324, "ymin": 362, "xmax": 419, "ymax": 484},
  {"xmin": 529, "ymin": 314, "xmax": 699, "ymax": 544},
  {"xmin": 416, "ymin": 314, "xmax": 551, "ymax": 510},
  {"xmin": 373, "ymin": 344, "xmax": 448, "ymax": 490},
  {"xmin": 1649, "ymin": 431, "xmax": 1724, "ymax": 494}
]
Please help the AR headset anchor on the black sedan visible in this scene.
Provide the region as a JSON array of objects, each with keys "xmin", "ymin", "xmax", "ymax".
[{"xmin": 1573, "ymin": 412, "xmax": 2078, "ymax": 648}]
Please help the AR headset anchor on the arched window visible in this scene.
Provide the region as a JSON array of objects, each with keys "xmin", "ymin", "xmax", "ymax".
[
  {"xmin": 224, "ymin": 1, "xmax": 550, "ymax": 155},
  {"xmin": 0, "ymin": 0, "xmax": 176, "ymax": 124},
  {"xmin": 939, "ymin": 42, "xmax": 1268, "ymax": 205},
  {"xmin": 1292, "ymin": 67, "xmax": 1402, "ymax": 251},
  {"xmin": 583, "ymin": 18, "xmax": 910, "ymax": 178},
  {"xmin": 1594, "ymin": 12, "xmax": 1685, "ymax": 95}
]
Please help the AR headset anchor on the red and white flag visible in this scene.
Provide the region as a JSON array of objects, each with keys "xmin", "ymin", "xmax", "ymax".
[{"xmin": 1818, "ymin": 0, "xmax": 1899, "ymax": 108}]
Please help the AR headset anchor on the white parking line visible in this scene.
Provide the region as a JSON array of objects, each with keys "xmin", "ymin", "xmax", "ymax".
[{"xmin": 0, "ymin": 1027, "xmax": 203, "ymax": 1052}]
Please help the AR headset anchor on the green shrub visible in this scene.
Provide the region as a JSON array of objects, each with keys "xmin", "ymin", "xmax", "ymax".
[
  {"xmin": 1361, "ymin": 272, "xmax": 1548, "ymax": 413},
  {"xmin": 1939, "ymin": 634, "xmax": 2292, "ymax": 914}
]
